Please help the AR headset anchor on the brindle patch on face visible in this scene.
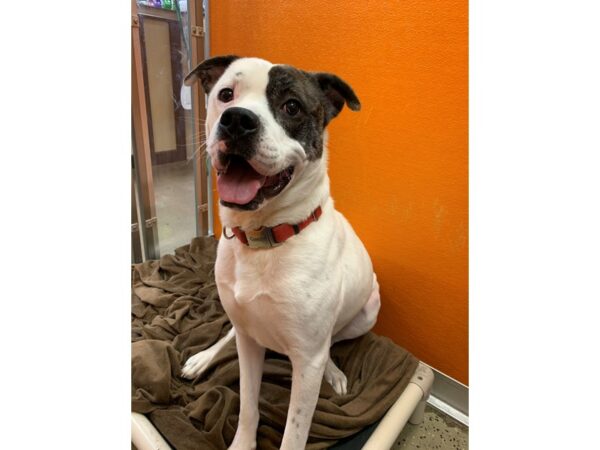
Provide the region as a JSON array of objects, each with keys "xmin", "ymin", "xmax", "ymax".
[{"xmin": 266, "ymin": 65, "xmax": 327, "ymax": 161}]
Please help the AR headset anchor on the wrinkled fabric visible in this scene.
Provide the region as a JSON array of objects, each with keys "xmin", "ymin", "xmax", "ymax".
[{"xmin": 132, "ymin": 237, "xmax": 419, "ymax": 449}]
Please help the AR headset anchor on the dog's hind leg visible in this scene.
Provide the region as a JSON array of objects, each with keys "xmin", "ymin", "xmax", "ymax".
[
  {"xmin": 332, "ymin": 273, "xmax": 381, "ymax": 344},
  {"xmin": 181, "ymin": 327, "xmax": 235, "ymax": 379},
  {"xmin": 324, "ymin": 274, "xmax": 381, "ymax": 395}
]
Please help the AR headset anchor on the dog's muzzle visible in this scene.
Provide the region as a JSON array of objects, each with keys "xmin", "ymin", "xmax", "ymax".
[
  {"xmin": 214, "ymin": 107, "xmax": 295, "ymax": 210},
  {"xmin": 219, "ymin": 107, "xmax": 259, "ymax": 140}
]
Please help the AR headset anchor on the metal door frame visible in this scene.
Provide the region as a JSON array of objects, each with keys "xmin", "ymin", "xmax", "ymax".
[{"xmin": 188, "ymin": 0, "xmax": 212, "ymax": 236}]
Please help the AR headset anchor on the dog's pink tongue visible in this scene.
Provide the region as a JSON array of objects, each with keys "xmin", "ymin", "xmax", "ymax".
[{"xmin": 217, "ymin": 159, "xmax": 266, "ymax": 205}]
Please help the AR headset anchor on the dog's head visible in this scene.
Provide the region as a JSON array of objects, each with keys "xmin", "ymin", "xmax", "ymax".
[{"xmin": 185, "ymin": 56, "xmax": 360, "ymax": 211}]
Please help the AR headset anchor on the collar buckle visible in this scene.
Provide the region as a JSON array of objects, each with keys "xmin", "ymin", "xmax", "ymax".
[{"xmin": 245, "ymin": 226, "xmax": 279, "ymax": 249}]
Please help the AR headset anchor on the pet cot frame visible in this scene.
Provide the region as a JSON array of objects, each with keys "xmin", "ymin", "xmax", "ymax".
[{"xmin": 131, "ymin": 361, "xmax": 434, "ymax": 450}]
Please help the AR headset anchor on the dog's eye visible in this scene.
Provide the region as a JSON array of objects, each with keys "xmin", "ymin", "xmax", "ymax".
[
  {"xmin": 218, "ymin": 88, "xmax": 234, "ymax": 103},
  {"xmin": 283, "ymin": 99, "xmax": 301, "ymax": 116}
]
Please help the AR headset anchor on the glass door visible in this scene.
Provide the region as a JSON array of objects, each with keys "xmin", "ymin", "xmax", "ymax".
[{"xmin": 131, "ymin": 0, "xmax": 210, "ymax": 260}]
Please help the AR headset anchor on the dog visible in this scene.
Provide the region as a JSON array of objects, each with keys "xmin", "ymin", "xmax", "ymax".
[{"xmin": 181, "ymin": 56, "xmax": 381, "ymax": 450}]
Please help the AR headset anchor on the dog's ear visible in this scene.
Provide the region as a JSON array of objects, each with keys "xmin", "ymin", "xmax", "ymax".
[
  {"xmin": 184, "ymin": 55, "xmax": 240, "ymax": 93},
  {"xmin": 311, "ymin": 72, "xmax": 361, "ymax": 126}
]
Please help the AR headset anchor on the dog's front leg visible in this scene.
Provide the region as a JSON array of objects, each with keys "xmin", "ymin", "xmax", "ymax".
[
  {"xmin": 280, "ymin": 349, "xmax": 329, "ymax": 450},
  {"xmin": 229, "ymin": 330, "xmax": 265, "ymax": 450}
]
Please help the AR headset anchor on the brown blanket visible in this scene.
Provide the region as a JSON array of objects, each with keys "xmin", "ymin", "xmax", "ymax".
[{"xmin": 132, "ymin": 237, "xmax": 418, "ymax": 449}]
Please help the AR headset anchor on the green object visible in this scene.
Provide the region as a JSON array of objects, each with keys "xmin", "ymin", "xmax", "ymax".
[{"xmin": 163, "ymin": 0, "xmax": 173, "ymax": 10}]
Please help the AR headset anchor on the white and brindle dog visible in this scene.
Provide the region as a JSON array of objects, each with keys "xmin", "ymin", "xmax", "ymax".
[{"xmin": 181, "ymin": 56, "xmax": 381, "ymax": 450}]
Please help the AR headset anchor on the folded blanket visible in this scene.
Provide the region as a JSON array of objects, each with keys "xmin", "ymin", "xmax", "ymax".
[{"xmin": 132, "ymin": 237, "xmax": 418, "ymax": 449}]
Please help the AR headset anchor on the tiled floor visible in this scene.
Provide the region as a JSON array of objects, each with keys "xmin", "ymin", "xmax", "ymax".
[{"xmin": 393, "ymin": 405, "xmax": 468, "ymax": 450}]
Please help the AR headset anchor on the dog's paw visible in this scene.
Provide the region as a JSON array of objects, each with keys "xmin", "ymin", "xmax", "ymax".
[
  {"xmin": 324, "ymin": 358, "xmax": 348, "ymax": 396},
  {"xmin": 181, "ymin": 348, "xmax": 216, "ymax": 379}
]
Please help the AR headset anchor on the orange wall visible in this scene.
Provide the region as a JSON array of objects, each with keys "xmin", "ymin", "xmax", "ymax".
[{"xmin": 209, "ymin": 0, "xmax": 468, "ymax": 384}]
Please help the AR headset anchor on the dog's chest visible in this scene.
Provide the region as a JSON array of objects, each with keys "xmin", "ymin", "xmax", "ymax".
[{"xmin": 215, "ymin": 238, "xmax": 339, "ymax": 354}]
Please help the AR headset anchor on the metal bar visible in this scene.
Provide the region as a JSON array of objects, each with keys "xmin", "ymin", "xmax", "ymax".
[
  {"xmin": 203, "ymin": 0, "xmax": 214, "ymax": 236},
  {"xmin": 203, "ymin": 0, "xmax": 210, "ymax": 58},
  {"xmin": 188, "ymin": 0, "xmax": 209, "ymax": 236},
  {"xmin": 422, "ymin": 362, "xmax": 469, "ymax": 424},
  {"xmin": 427, "ymin": 394, "xmax": 469, "ymax": 427},
  {"xmin": 131, "ymin": 167, "xmax": 143, "ymax": 263}
]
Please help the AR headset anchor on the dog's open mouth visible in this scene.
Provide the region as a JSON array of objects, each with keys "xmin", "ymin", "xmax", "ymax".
[{"xmin": 216, "ymin": 155, "xmax": 294, "ymax": 208}]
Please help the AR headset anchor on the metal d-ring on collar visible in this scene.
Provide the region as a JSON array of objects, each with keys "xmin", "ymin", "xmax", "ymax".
[{"xmin": 222, "ymin": 227, "xmax": 235, "ymax": 239}]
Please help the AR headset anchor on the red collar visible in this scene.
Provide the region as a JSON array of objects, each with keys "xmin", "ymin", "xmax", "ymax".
[{"xmin": 223, "ymin": 206, "xmax": 322, "ymax": 249}]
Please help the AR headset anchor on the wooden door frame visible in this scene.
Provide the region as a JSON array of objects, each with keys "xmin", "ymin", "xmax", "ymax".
[{"xmin": 132, "ymin": 0, "xmax": 160, "ymax": 260}]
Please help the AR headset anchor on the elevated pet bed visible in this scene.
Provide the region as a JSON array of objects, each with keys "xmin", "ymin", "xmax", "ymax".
[{"xmin": 132, "ymin": 237, "xmax": 433, "ymax": 450}]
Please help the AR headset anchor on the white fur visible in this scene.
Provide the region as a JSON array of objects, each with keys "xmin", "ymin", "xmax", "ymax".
[
  {"xmin": 181, "ymin": 327, "xmax": 235, "ymax": 379},
  {"xmin": 183, "ymin": 58, "xmax": 380, "ymax": 450}
]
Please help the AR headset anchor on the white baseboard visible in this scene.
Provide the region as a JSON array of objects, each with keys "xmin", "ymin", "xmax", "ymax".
[{"xmin": 422, "ymin": 363, "xmax": 469, "ymax": 427}]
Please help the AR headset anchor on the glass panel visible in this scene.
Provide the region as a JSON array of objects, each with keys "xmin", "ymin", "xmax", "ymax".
[{"xmin": 137, "ymin": 1, "xmax": 197, "ymax": 256}]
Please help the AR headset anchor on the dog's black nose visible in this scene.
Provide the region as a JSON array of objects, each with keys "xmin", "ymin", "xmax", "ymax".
[{"xmin": 219, "ymin": 107, "xmax": 259, "ymax": 139}]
